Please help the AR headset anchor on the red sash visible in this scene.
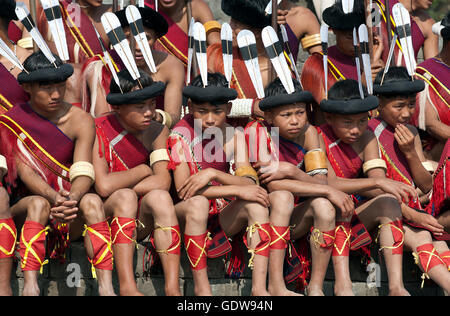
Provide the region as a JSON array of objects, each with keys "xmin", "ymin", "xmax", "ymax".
[
  {"xmin": 145, "ymin": 0, "xmax": 188, "ymax": 67},
  {"xmin": 0, "ymin": 64, "xmax": 29, "ymax": 114},
  {"xmin": 95, "ymin": 114, "xmax": 150, "ymax": 173}
]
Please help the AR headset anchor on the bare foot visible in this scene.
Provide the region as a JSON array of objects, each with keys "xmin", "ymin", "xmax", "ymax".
[
  {"xmin": 334, "ymin": 283, "xmax": 354, "ymax": 296},
  {"xmin": 306, "ymin": 286, "xmax": 324, "ymax": 296},
  {"xmin": 119, "ymin": 286, "xmax": 145, "ymax": 296},
  {"xmin": 22, "ymin": 282, "xmax": 40, "ymax": 296},
  {"xmin": 388, "ymin": 287, "xmax": 410, "ymax": 296},
  {"xmin": 99, "ymin": 285, "xmax": 117, "ymax": 296},
  {"xmin": 252, "ymin": 289, "xmax": 271, "ymax": 296},
  {"xmin": 268, "ymin": 286, "xmax": 303, "ymax": 296},
  {"xmin": 0, "ymin": 287, "xmax": 12, "ymax": 296}
]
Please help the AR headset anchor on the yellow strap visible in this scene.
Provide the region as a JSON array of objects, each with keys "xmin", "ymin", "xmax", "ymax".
[
  {"xmin": 0, "ymin": 222, "xmax": 17, "ymax": 256},
  {"xmin": 311, "ymin": 227, "xmax": 335, "ymax": 249},
  {"xmin": 412, "ymin": 248, "xmax": 445, "ymax": 289},
  {"xmin": 185, "ymin": 232, "xmax": 211, "ymax": 268},
  {"xmin": 246, "ymin": 222, "xmax": 271, "ymax": 269},
  {"xmin": 111, "ymin": 217, "xmax": 136, "ymax": 245},
  {"xmin": 153, "ymin": 223, "xmax": 181, "ymax": 254},
  {"xmin": 82, "ymin": 224, "xmax": 113, "ymax": 279},
  {"xmin": 333, "ymin": 225, "xmax": 351, "ymax": 256},
  {"xmin": 20, "ymin": 226, "xmax": 50, "ymax": 274},
  {"xmin": 376, "ymin": 222, "xmax": 404, "ymax": 252}
]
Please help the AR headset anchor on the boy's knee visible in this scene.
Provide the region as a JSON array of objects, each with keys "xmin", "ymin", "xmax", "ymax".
[
  {"xmin": 110, "ymin": 188, "xmax": 138, "ymax": 217},
  {"xmin": 311, "ymin": 197, "xmax": 335, "ymax": 224},
  {"xmin": 26, "ymin": 196, "xmax": 50, "ymax": 222},
  {"xmin": 374, "ymin": 194, "xmax": 402, "ymax": 217},
  {"xmin": 80, "ymin": 194, "xmax": 105, "ymax": 222},
  {"xmin": 142, "ymin": 190, "xmax": 174, "ymax": 214},
  {"xmin": 184, "ymin": 196, "xmax": 210, "ymax": 224},
  {"xmin": 269, "ymin": 190, "xmax": 294, "ymax": 212}
]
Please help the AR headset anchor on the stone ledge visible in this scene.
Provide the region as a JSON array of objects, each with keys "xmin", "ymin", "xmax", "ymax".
[{"xmin": 9, "ymin": 241, "xmax": 447, "ymax": 296}]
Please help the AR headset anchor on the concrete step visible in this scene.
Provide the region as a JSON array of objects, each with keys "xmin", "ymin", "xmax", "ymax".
[{"xmin": 9, "ymin": 241, "xmax": 446, "ymax": 296}]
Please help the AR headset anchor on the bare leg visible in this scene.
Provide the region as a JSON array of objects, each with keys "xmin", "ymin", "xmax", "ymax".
[
  {"xmin": 103, "ymin": 189, "xmax": 143, "ymax": 296},
  {"xmin": 10, "ymin": 196, "xmax": 50, "ymax": 296},
  {"xmin": 0, "ymin": 188, "xmax": 12, "ymax": 296},
  {"xmin": 267, "ymin": 191, "xmax": 302, "ymax": 296},
  {"xmin": 140, "ymin": 190, "xmax": 181, "ymax": 296},
  {"xmin": 331, "ymin": 214, "xmax": 353, "ymax": 296},
  {"xmin": 175, "ymin": 196, "xmax": 211, "ymax": 296},
  {"xmin": 219, "ymin": 199, "xmax": 271, "ymax": 296},
  {"xmin": 357, "ymin": 195, "xmax": 409, "ymax": 296},
  {"xmin": 404, "ymin": 225, "xmax": 450, "ymax": 293},
  {"xmin": 78, "ymin": 194, "xmax": 116, "ymax": 296}
]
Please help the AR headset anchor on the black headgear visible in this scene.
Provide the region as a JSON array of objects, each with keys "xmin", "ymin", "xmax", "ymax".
[
  {"xmin": 115, "ymin": 6, "xmax": 169, "ymax": 39},
  {"xmin": 0, "ymin": 0, "xmax": 18, "ymax": 22},
  {"xmin": 373, "ymin": 66, "xmax": 425, "ymax": 96},
  {"xmin": 18, "ymin": 51, "xmax": 74, "ymax": 84},
  {"xmin": 221, "ymin": 0, "xmax": 272, "ymax": 29},
  {"xmin": 322, "ymin": 0, "xmax": 366, "ymax": 31}
]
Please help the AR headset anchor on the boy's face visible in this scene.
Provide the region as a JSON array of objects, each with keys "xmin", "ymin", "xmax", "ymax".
[
  {"xmin": 333, "ymin": 29, "xmax": 355, "ymax": 57},
  {"xmin": 326, "ymin": 112, "xmax": 369, "ymax": 144},
  {"xmin": 113, "ymin": 97, "xmax": 157, "ymax": 132},
  {"xmin": 124, "ymin": 26, "xmax": 157, "ymax": 69},
  {"xmin": 189, "ymin": 101, "xmax": 231, "ymax": 131},
  {"xmin": 23, "ymin": 81, "xmax": 66, "ymax": 114},
  {"xmin": 266, "ymin": 103, "xmax": 308, "ymax": 140},
  {"xmin": 378, "ymin": 95, "xmax": 416, "ymax": 127}
]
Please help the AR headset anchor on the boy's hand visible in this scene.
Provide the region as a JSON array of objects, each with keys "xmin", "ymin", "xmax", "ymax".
[
  {"xmin": 178, "ymin": 168, "xmax": 215, "ymax": 200},
  {"xmin": 255, "ymin": 161, "xmax": 296, "ymax": 184},
  {"xmin": 394, "ymin": 124, "xmax": 416, "ymax": 157},
  {"xmin": 375, "ymin": 178, "xmax": 418, "ymax": 203},
  {"xmin": 50, "ymin": 190, "xmax": 78, "ymax": 223},
  {"xmin": 277, "ymin": 9, "xmax": 289, "ymax": 25},
  {"xmin": 407, "ymin": 210, "xmax": 445, "ymax": 237},
  {"xmin": 237, "ymin": 185, "xmax": 270, "ymax": 208},
  {"xmin": 326, "ymin": 187, "xmax": 354, "ymax": 218}
]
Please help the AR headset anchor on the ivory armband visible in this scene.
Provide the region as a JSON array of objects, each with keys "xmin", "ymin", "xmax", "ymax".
[
  {"xmin": 421, "ymin": 161, "xmax": 435, "ymax": 173},
  {"xmin": 69, "ymin": 161, "xmax": 95, "ymax": 183},
  {"xmin": 17, "ymin": 37, "xmax": 33, "ymax": 49},
  {"xmin": 150, "ymin": 149, "xmax": 170, "ymax": 167},
  {"xmin": 304, "ymin": 149, "xmax": 327, "ymax": 175},
  {"xmin": 0, "ymin": 155, "xmax": 7, "ymax": 175},
  {"xmin": 156, "ymin": 109, "xmax": 173, "ymax": 129},
  {"xmin": 235, "ymin": 166, "xmax": 259, "ymax": 185},
  {"xmin": 362, "ymin": 159, "xmax": 387, "ymax": 174},
  {"xmin": 301, "ymin": 33, "xmax": 321, "ymax": 51},
  {"xmin": 204, "ymin": 20, "xmax": 221, "ymax": 35}
]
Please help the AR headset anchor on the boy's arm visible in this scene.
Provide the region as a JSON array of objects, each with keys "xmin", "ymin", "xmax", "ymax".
[
  {"xmin": 158, "ymin": 56, "xmax": 184, "ymax": 126},
  {"xmin": 132, "ymin": 127, "xmax": 173, "ymax": 195},
  {"xmin": 93, "ymin": 134, "xmax": 152, "ymax": 198},
  {"xmin": 424, "ymin": 101, "xmax": 450, "ymax": 142},
  {"xmin": 395, "ymin": 124, "xmax": 432, "ymax": 193}
]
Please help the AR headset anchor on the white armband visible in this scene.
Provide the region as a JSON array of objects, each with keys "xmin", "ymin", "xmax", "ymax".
[
  {"xmin": 422, "ymin": 161, "xmax": 435, "ymax": 173},
  {"xmin": 0, "ymin": 155, "xmax": 7, "ymax": 175},
  {"xmin": 69, "ymin": 161, "xmax": 95, "ymax": 183},
  {"xmin": 150, "ymin": 149, "xmax": 170, "ymax": 167},
  {"xmin": 228, "ymin": 99, "xmax": 253, "ymax": 118}
]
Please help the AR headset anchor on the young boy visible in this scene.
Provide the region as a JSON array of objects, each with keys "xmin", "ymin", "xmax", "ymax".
[
  {"xmin": 244, "ymin": 78, "xmax": 353, "ymax": 296},
  {"xmin": 93, "ymin": 68, "xmax": 181, "ymax": 296},
  {"xmin": 168, "ymin": 72, "xmax": 271, "ymax": 296},
  {"xmin": 370, "ymin": 67, "xmax": 450, "ymax": 291},
  {"xmin": 317, "ymin": 79, "xmax": 420, "ymax": 296},
  {"xmin": 0, "ymin": 51, "xmax": 114, "ymax": 296}
]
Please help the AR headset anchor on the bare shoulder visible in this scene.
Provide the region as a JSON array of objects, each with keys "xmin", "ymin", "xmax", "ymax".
[
  {"xmin": 414, "ymin": 9, "xmax": 435, "ymax": 34},
  {"xmin": 69, "ymin": 105, "xmax": 94, "ymax": 127},
  {"xmin": 361, "ymin": 128, "xmax": 377, "ymax": 148},
  {"xmin": 191, "ymin": 0, "xmax": 215, "ymax": 22},
  {"xmin": 285, "ymin": 5, "xmax": 319, "ymax": 34}
]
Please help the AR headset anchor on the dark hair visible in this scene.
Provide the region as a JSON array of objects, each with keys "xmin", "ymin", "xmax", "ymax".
[
  {"xmin": 109, "ymin": 68, "xmax": 155, "ymax": 94},
  {"xmin": 328, "ymin": 79, "xmax": 367, "ymax": 100},
  {"xmin": 264, "ymin": 77, "xmax": 303, "ymax": 97},
  {"xmin": 0, "ymin": 0, "xmax": 18, "ymax": 25},
  {"xmin": 22, "ymin": 51, "xmax": 67, "ymax": 84},
  {"xmin": 374, "ymin": 66, "xmax": 417, "ymax": 98},
  {"xmin": 442, "ymin": 11, "xmax": 450, "ymax": 42},
  {"xmin": 221, "ymin": 0, "xmax": 271, "ymax": 29},
  {"xmin": 190, "ymin": 72, "xmax": 229, "ymax": 89}
]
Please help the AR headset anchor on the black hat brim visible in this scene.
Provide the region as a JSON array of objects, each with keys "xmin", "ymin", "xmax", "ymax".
[
  {"xmin": 322, "ymin": 5, "xmax": 365, "ymax": 30},
  {"xmin": 115, "ymin": 6, "xmax": 168, "ymax": 38},
  {"xmin": 1, "ymin": 0, "xmax": 18, "ymax": 21},
  {"xmin": 107, "ymin": 81, "xmax": 166, "ymax": 106},
  {"xmin": 259, "ymin": 91, "xmax": 314, "ymax": 111},
  {"xmin": 221, "ymin": 0, "xmax": 272, "ymax": 29},
  {"xmin": 320, "ymin": 95, "xmax": 379, "ymax": 114},
  {"xmin": 18, "ymin": 63, "xmax": 74, "ymax": 84},
  {"xmin": 374, "ymin": 80, "xmax": 425, "ymax": 96},
  {"xmin": 183, "ymin": 85, "xmax": 238, "ymax": 105}
]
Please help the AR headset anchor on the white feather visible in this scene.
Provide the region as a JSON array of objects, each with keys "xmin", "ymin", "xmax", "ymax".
[
  {"xmin": 186, "ymin": 17, "xmax": 195, "ymax": 84},
  {"xmin": 352, "ymin": 28, "xmax": 364, "ymax": 99},
  {"xmin": 320, "ymin": 24, "xmax": 329, "ymax": 98},
  {"xmin": 262, "ymin": 26, "xmax": 294, "ymax": 94},
  {"xmin": 193, "ymin": 22, "xmax": 208, "ymax": 87},
  {"xmin": 40, "ymin": 0, "xmax": 69, "ymax": 61},
  {"xmin": 392, "ymin": 3, "xmax": 416, "ymax": 76},
  {"xmin": 221, "ymin": 22, "xmax": 233, "ymax": 87},
  {"xmin": 15, "ymin": 2, "xmax": 56, "ymax": 65},
  {"xmin": 138, "ymin": 0, "xmax": 144, "ymax": 8},
  {"xmin": 380, "ymin": 34, "xmax": 398, "ymax": 85},
  {"xmin": 432, "ymin": 21, "xmax": 444, "ymax": 36},
  {"xmin": 126, "ymin": 5, "xmax": 157, "ymax": 73},
  {"xmin": 0, "ymin": 38, "xmax": 24, "ymax": 71},
  {"xmin": 237, "ymin": 30, "xmax": 264, "ymax": 99},
  {"xmin": 101, "ymin": 12, "xmax": 140, "ymax": 81},
  {"xmin": 358, "ymin": 24, "xmax": 373, "ymax": 95},
  {"xmin": 265, "ymin": 0, "xmax": 282, "ymax": 15},
  {"xmin": 342, "ymin": 0, "xmax": 354, "ymax": 14},
  {"xmin": 280, "ymin": 24, "xmax": 300, "ymax": 82}
]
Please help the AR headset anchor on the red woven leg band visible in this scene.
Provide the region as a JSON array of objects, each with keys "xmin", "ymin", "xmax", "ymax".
[
  {"xmin": 151, "ymin": 224, "xmax": 181, "ymax": 255},
  {"xmin": 380, "ymin": 220, "xmax": 404, "ymax": 255},
  {"xmin": 332, "ymin": 222, "xmax": 351, "ymax": 257},
  {"xmin": 84, "ymin": 221, "xmax": 113, "ymax": 271},
  {"xmin": 0, "ymin": 218, "xmax": 17, "ymax": 259},
  {"xmin": 184, "ymin": 232, "xmax": 211, "ymax": 271},
  {"xmin": 20, "ymin": 221, "xmax": 48, "ymax": 272},
  {"xmin": 310, "ymin": 226, "xmax": 335, "ymax": 249},
  {"xmin": 270, "ymin": 225, "xmax": 290, "ymax": 250},
  {"xmin": 439, "ymin": 251, "xmax": 450, "ymax": 271},
  {"xmin": 110, "ymin": 217, "xmax": 136, "ymax": 245},
  {"xmin": 414, "ymin": 243, "xmax": 445, "ymax": 273},
  {"xmin": 243, "ymin": 222, "xmax": 271, "ymax": 269}
]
